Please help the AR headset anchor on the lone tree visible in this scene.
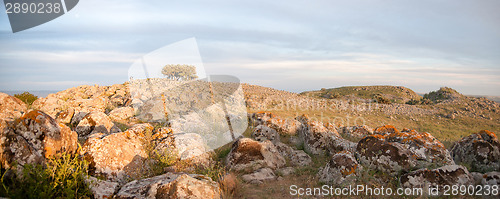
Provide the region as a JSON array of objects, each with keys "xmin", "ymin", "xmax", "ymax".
[{"xmin": 161, "ymin": 64, "xmax": 198, "ymax": 81}]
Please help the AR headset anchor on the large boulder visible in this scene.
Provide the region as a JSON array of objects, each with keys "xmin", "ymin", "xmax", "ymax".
[
  {"xmin": 85, "ymin": 176, "xmax": 120, "ymax": 199},
  {"xmin": 373, "ymin": 125, "xmax": 399, "ymax": 135},
  {"xmin": 226, "ymin": 138, "xmax": 285, "ymax": 172},
  {"xmin": 356, "ymin": 127, "xmax": 453, "ymax": 175},
  {"xmin": 318, "ymin": 151, "xmax": 362, "ymax": 185},
  {"xmin": 0, "ymin": 92, "xmax": 27, "ymax": 120},
  {"xmin": 0, "ymin": 110, "xmax": 78, "ymax": 169},
  {"xmin": 115, "ymin": 173, "xmax": 220, "ymax": 199},
  {"xmin": 450, "ymin": 130, "xmax": 500, "ymax": 172},
  {"xmin": 75, "ymin": 112, "xmax": 121, "ymax": 137},
  {"xmin": 251, "ymin": 125, "xmax": 280, "ymax": 144},
  {"xmin": 400, "ymin": 165, "xmax": 473, "ymax": 195},
  {"xmin": 250, "ymin": 112, "xmax": 301, "ymax": 135},
  {"xmin": 81, "ymin": 124, "xmax": 154, "ymax": 182},
  {"xmin": 296, "ymin": 115, "xmax": 340, "ymax": 155}
]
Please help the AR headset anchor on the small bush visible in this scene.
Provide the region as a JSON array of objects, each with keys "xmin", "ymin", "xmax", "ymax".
[
  {"xmin": 373, "ymin": 94, "xmax": 392, "ymax": 104},
  {"xmin": 195, "ymin": 161, "xmax": 227, "ymax": 182},
  {"xmin": 1, "ymin": 153, "xmax": 92, "ymax": 199},
  {"xmin": 14, "ymin": 92, "xmax": 38, "ymax": 106}
]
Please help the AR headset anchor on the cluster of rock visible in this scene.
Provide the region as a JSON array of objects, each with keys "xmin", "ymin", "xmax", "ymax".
[
  {"xmin": 231, "ymin": 111, "xmax": 499, "ymax": 194},
  {"xmin": 0, "ymin": 91, "xmax": 221, "ymax": 199}
]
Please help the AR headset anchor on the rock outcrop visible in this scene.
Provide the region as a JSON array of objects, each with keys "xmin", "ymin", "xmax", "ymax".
[
  {"xmin": 251, "ymin": 125, "xmax": 280, "ymax": 144},
  {"xmin": 114, "ymin": 173, "xmax": 221, "ymax": 199},
  {"xmin": 450, "ymin": 130, "xmax": 500, "ymax": 172},
  {"xmin": 296, "ymin": 115, "xmax": 340, "ymax": 155},
  {"xmin": 0, "ymin": 110, "xmax": 78, "ymax": 169},
  {"xmin": 338, "ymin": 125, "xmax": 373, "ymax": 138},
  {"xmin": 81, "ymin": 124, "xmax": 153, "ymax": 182},
  {"xmin": 400, "ymin": 165, "xmax": 473, "ymax": 195},
  {"xmin": 0, "ymin": 92, "xmax": 27, "ymax": 121},
  {"xmin": 357, "ymin": 127, "xmax": 454, "ymax": 175},
  {"xmin": 108, "ymin": 106, "xmax": 135, "ymax": 122},
  {"xmin": 250, "ymin": 112, "xmax": 301, "ymax": 135},
  {"xmin": 75, "ymin": 112, "xmax": 121, "ymax": 137},
  {"xmin": 275, "ymin": 142, "xmax": 311, "ymax": 167},
  {"xmin": 241, "ymin": 167, "xmax": 276, "ymax": 184},
  {"xmin": 318, "ymin": 151, "xmax": 362, "ymax": 185},
  {"xmin": 226, "ymin": 138, "xmax": 285, "ymax": 172}
]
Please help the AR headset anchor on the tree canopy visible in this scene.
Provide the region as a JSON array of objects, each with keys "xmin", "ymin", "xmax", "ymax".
[{"xmin": 161, "ymin": 64, "xmax": 198, "ymax": 81}]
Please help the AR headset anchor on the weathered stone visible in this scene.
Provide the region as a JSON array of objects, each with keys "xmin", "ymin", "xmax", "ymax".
[
  {"xmin": 241, "ymin": 167, "xmax": 276, "ymax": 184},
  {"xmin": 356, "ymin": 128, "xmax": 453, "ymax": 175},
  {"xmin": 55, "ymin": 108, "xmax": 74, "ymax": 124},
  {"xmin": 250, "ymin": 112, "xmax": 301, "ymax": 135},
  {"xmin": 296, "ymin": 114, "xmax": 340, "ymax": 155},
  {"xmin": 115, "ymin": 173, "xmax": 220, "ymax": 199},
  {"xmin": 480, "ymin": 172, "xmax": 500, "ymax": 186},
  {"xmin": 173, "ymin": 132, "xmax": 209, "ymax": 166},
  {"xmin": 328, "ymin": 135, "xmax": 357, "ymax": 154},
  {"xmin": 76, "ymin": 112, "xmax": 121, "ymax": 137},
  {"xmin": 339, "ymin": 125, "xmax": 373, "ymax": 138},
  {"xmin": 108, "ymin": 106, "xmax": 135, "ymax": 122},
  {"xmin": 318, "ymin": 151, "xmax": 362, "ymax": 185},
  {"xmin": 275, "ymin": 142, "xmax": 311, "ymax": 167},
  {"xmin": 251, "ymin": 124, "xmax": 280, "ymax": 144},
  {"xmin": 450, "ymin": 130, "xmax": 500, "ymax": 172},
  {"xmin": 81, "ymin": 124, "xmax": 150, "ymax": 182},
  {"xmin": 400, "ymin": 165, "xmax": 473, "ymax": 195},
  {"xmin": 0, "ymin": 92, "xmax": 27, "ymax": 120},
  {"xmin": 277, "ymin": 167, "xmax": 295, "ymax": 176},
  {"xmin": 0, "ymin": 110, "xmax": 78, "ymax": 169},
  {"xmin": 226, "ymin": 138, "xmax": 285, "ymax": 172},
  {"xmin": 85, "ymin": 176, "xmax": 119, "ymax": 199}
]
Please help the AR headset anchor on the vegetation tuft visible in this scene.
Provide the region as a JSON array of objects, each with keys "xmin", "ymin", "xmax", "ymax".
[
  {"xmin": 14, "ymin": 91, "xmax": 38, "ymax": 106},
  {"xmin": 0, "ymin": 153, "xmax": 92, "ymax": 199}
]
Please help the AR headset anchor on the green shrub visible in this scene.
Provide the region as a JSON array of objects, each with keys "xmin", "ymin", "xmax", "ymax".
[
  {"xmin": 14, "ymin": 92, "xmax": 38, "ymax": 106},
  {"xmin": 1, "ymin": 153, "xmax": 92, "ymax": 199},
  {"xmin": 373, "ymin": 94, "xmax": 392, "ymax": 104},
  {"xmin": 195, "ymin": 161, "xmax": 227, "ymax": 182}
]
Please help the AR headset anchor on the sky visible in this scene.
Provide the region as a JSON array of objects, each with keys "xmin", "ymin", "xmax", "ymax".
[{"xmin": 0, "ymin": 0, "xmax": 499, "ymax": 95}]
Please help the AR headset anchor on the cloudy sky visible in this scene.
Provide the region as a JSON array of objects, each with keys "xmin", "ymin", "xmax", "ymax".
[{"xmin": 1, "ymin": 0, "xmax": 499, "ymax": 95}]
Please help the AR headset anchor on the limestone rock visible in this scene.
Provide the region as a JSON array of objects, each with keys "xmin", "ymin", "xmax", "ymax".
[
  {"xmin": 55, "ymin": 108, "xmax": 74, "ymax": 124},
  {"xmin": 108, "ymin": 106, "xmax": 135, "ymax": 122},
  {"xmin": 226, "ymin": 138, "xmax": 285, "ymax": 172},
  {"xmin": 328, "ymin": 135, "xmax": 357, "ymax": 154},
  {"xmin": 76, "ymin": 112, "xmax": 121, "ymax": 137},
  {"xmin": 81, "ymin": 124, "xmax": 150, "ymax": 182},
  {"xmin": 318, "ymin": 151, "xmax": 362, "ymax": 185},
  {"xmin": 0, "ymin": 92, "xmax": 27, "ymax": 120},
  {"xmin": 296, "ymin": 114, "xmax": 340, "ymax": 155},
  {"xmin": 450, "ymin": 130, "xmax": 500, "ymax": 172},
  {"xmin": 173, "ymin": 132, "xmax": 209, "ymax": 166},
  {"xmin": 250, "ymin": 112, "xmax": 301, "ymax": 135},
  {"xmin": 400, "ymin": 165, "xmax": 473, "ymax": 195},
  {"xmin": 339, "ymin": 125, "xmax": 373, "ymax": 138},
  {"xmin": 241, "ymin": 167, "xmax": 276, "ymax": 184},
  {"xmin": 115, "ymin": 173, "xmax": 220, "ymax": 199},
  {"xmin": 480, "ymin": 172, "xmax": 500, "ymax": 186},
  {"xmin": 251, "ymin": 124, "xmax": 280, "ymax": 144},
  {"xmin": 85, "ymin": 176, "xmax": 119, "ymax": 199},
  {"xmin": 356, "ymin": 127, "xmax": 453, "ymax": 175},
  {"xmin": 0, "ymin": 110, "xmax": 78, "ymax": 169},
  {"xmin": 275, "ymin": 142, "xmax": 311, "ymax": 167}
]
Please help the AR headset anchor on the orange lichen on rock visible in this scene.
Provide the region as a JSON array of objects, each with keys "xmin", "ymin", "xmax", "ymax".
[
  {"xmin": 374, "ymin": 125, "xmax": 400, "ymax": 135},
  {"xmin": 17, "ymin": 110, "xmax": 46, "ymax": 125}
]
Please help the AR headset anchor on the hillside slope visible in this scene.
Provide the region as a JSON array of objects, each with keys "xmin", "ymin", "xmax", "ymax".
[{"xmin": 300, "ymin": 85, "xmax": 422, "ymax": 104}]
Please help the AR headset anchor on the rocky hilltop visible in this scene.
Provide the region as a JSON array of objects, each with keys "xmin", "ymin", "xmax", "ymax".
[{"xmin": 0, "ymin": 81, "xmax": 499, "ymax": 198}]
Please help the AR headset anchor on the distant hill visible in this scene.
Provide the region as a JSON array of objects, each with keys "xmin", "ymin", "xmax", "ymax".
[{"xmin": 300, "ymin": 85, "xmax": 422, "ymax": 104}]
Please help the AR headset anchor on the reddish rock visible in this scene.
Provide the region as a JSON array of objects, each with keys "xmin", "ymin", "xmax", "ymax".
[{"xmin": 250, "ymin": 112, "xmax": 301, "ymax": 135}]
